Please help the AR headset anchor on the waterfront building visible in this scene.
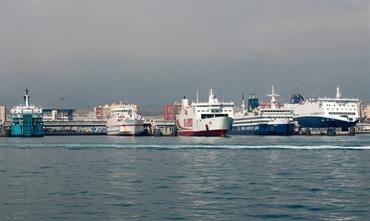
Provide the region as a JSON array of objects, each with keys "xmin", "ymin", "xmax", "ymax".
[
  {"xmin": 358, "ymin": 103, "xmax": 370, "ymax": 122},
  {"xmin": 73, "ymin": 108, "xmax": 96, "ymax": 121},
  {"xmin": 94, "ymin": 104, "xmax": 111, "ymax": 120},
  {"xmin": 163, "ymin": 103, "xmax": 181, "ymax": 120},
  {"xmin": 364, "ymin": 104, "xmax": 370, "ymax": 122},
  {"xmin": 43, "ymin": 109, "xmax": 74, "ymax": 121},
  {"xmin": 0, "ymin": 105, "xmax": 6, "ymax": 126}
]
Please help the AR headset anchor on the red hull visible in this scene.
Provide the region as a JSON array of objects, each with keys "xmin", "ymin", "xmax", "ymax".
[{"xmin": 178, "ymin": 129, "xmax": 228, "ymax": 137}]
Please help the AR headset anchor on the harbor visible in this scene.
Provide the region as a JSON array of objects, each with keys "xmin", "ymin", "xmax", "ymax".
[
  {"xmin": 2, "ymin": 3, "xmax": 369, "ymax": 221},
  {"xmin": 0, "ymin": 88, "xmax": 370, "ymax": 137}
]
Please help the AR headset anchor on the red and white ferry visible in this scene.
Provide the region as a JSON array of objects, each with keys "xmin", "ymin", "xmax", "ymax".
[{"xmin": 176, "ymin": 89, "xmax": 234, "ymax": 137}]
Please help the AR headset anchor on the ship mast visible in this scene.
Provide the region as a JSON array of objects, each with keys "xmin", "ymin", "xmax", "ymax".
[
  {"xmin": 208, "ymin": 89, "xmax": 219, "ymax": 104},
  {"xmin": 241, "ymin": 93, "xmax": 245, "ymax": 113},
  {"xmin": 24, "ymin": 88, "xmax": 30, "ymax": 107},
  {"xmin": 267, "ymin": 85, "xmax": 279, "ymax": 109}
]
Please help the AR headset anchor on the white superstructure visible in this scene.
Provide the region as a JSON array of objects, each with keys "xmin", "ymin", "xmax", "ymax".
[
  {"xmin": 106, "ymin": 102, "xmax": 146, "ymax": 136},
  {"xmin": 176, "ymin": 89, "xmax": 234, "ymax": 136},
  {"xmin": 10, "ymin": 89, "xmax": 43, "ymax": 116}
]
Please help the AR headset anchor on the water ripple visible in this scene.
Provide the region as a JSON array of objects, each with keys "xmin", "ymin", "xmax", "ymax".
[{"xmin": 1, "ymin": 136, "xmax": 370, "ymax": 220}]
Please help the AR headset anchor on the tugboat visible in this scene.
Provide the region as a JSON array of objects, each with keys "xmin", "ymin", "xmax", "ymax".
[{"xmin": 9, "ymin": 89, "xmax": 44, "ymax": 137}]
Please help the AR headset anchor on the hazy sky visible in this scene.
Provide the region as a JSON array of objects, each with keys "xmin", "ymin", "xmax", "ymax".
[{"xmin": 0, "ymin": 0, "xmax": 369, "ymax": 112}]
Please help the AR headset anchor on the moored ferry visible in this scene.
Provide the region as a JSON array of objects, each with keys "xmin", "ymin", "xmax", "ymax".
[
  {"xmin": 230, "ymin": 86, "xmax": 295, "ymax": 136},
  {"xmin": 284, "ymin": 87, "xmax": 360, "ymax": 132},
  {"xmin": 106, "ymin": 102, "xmax": 146, "ymax": 136},
  {"xmin": 176, "ymin": 89, "xmax": 234, "ymax": 137},
  {"xmin": 9, "ymin": 89, "xmax": 44, "ymax": 137}
]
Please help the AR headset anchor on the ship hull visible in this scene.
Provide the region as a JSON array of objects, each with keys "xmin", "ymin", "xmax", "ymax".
[
  {"xmin": 178, "ymin": 129, "xmax": 228, "ymax": 137},
  {"xmin": 9, "ymin": 116, "xmax": 44, "ymax": 137},
  {"xmin": 295, "ymin": 116, "xmax": 359, "ymax": 131},
  {"xmin": 230, "ymin": 123, "xmax": 294, "ymax": 136},
  {"xmin": 176, "ymin": 116, "xmax": 233, "ymax": 137},
  {"xmin": 106, "ymin": 119, "xmax": 146, "ymax": 136}
]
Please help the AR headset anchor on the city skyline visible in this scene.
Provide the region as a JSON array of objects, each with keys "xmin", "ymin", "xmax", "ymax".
[{"xmin": 0, "ymin": 0, "xmax": 369, "ymax": 111}]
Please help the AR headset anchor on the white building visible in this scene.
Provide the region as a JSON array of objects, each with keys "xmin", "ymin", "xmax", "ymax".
[{"xmin": 0, "ymin": 105, "xmax": 6, "ymax": 126}]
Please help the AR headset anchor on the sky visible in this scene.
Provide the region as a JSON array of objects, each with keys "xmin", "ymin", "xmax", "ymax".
[{"xmin": 0, "ymin": 0, "xmax": 369, "ymax": 112}]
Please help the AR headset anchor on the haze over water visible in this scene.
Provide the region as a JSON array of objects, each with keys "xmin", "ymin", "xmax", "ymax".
[
  {"xmin": 1, "ymin": 1, "xmax": 369, "ymax": 109},
  {"xmin": 1, "ymin": 135, "xmax": 370, "ymax": 220}
]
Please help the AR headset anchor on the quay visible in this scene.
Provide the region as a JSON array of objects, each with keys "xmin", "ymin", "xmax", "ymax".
[
  {"xmin": 355, "ymin": 122, "xmax": 370, "ymax": 134},
  {"xmin": 0, "ymin": 119, "xmax": 177, "ymax": 136},
  {"xmin": 149, "ymin": 119, "xmax": 177, "ymax": 136},
  {"xmin": 43, "ymin": 120, "xmax": 107, "ymax": 136},
  {"xmin": 295, "ymin": 127, "xmax": 356, "ymax": 136},
  {"xmin": 1, "ymin": 120, "xmax": 366, "ymax": 137},
  {"xmin": 1, "ymin": 120, "xmax": 365, "ymax": 137}
]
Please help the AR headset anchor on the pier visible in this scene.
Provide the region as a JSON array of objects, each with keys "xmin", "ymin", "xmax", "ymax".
[
  {"xmin": 43, "ymin": 120, "xmax": 107, "ymax": 135},
  {"xmin": 355, "ymin": 122, "xmax": 370, "ymax": 134},
  {"xmin": 1, "ymin": 120, "xmax": 107, "ymax": 136},
  {"xmin": 1, "ymin": 119, "xmax": 367, "ymax": 137},
  {"xmin": 1, "ymin": 119, "xmax": 178, "ymax": 136},
  {"xmin": 296, "ymin": 127, "xmax": 356, "ymax": 136},
  {"xmin": 149, "ymin": 119, "xmax": 177, "ymax": 136}
]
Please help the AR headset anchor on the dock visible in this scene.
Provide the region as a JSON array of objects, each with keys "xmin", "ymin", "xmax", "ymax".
[
  {"xmin": 1, "ymin": 119, "xmax": 178, "ymax": 136},
  {"xmin": 296, "ymin": 127, "xmax": 356, "ymax": 136},
  {"xmin": 355, "ymin": 122, "xmax": 370, "ymax": 134},
  {"xmin": 2, "ymin": 119, "xmax": 367, "ymax": 137},
  {"xmin": 149, "ymin": 119, "xmax": 177, "ymax": 136},
  {"xmin": 43, "ymin": 120, "xmax": 107, "ymax": 135}
]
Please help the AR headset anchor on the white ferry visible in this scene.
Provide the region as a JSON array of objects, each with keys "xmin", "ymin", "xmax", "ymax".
[
  {"xmin": 106, "ymin": 102, "xmax": 146, "ymax": 136},
  {"xmin": 284, "ymin": 87, "xmax": 360, "ymax": 131},
  {"xmin": 230, "ymin": 86, "xmax": 295, "ymax": 135},
  {"xmin": 176, "ymin": 89, "xmax": 234, "ymax": 137}
]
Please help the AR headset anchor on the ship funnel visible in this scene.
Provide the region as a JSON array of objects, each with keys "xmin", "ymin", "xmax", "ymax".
[
  {"xmin": 336, "ymin": 86, "xmax": 341, "ymax": 99},
  {"xmin": 248, "ymin": 95, "xmax": 259, "ymax": 112},
  {"xmin": 24, "ymin": 88, "xmax": 30, "ymax": 107},
  {"xmin": 181, "ymin": 96, "xmax": 189, "ymax": 110}
]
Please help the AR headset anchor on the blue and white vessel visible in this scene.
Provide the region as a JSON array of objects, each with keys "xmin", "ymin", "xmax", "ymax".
[
  {"xmin": 285, "ymin": 87, "xmax": 360, "ymax": 132},
  {"xmin": 230, "ymin": 86, "xmax": 295, "ymax": 136},
  {"xmin": 9, "ymin": 89, "xmax": 44, "ymax": 137}
]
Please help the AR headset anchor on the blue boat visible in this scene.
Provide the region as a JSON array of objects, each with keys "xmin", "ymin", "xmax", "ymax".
[
  {"xmin": 285, "ymin": 87, "xmax": 360, "ymax": 132},
  {"xmin": 230, "ymin": 86, "xmax": 296, "ymax": 136},
  {"xmin": 9, "ymin": 89, "xmax": 44, "ymax": 137}
]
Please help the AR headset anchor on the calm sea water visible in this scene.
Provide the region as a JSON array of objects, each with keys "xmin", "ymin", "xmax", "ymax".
[{"xmin": 1, "ymin": 135, "xmax": 370, "ymax": 221}]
